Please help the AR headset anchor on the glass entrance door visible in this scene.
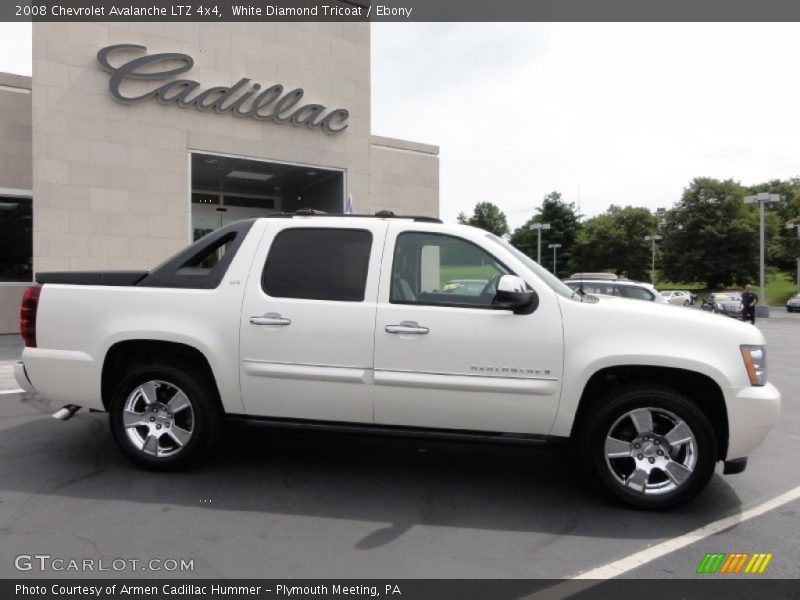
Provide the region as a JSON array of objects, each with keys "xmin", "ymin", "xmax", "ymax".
[
  {"xmin": 191, "ymin": 192, "xmax": 279, "ymax": 241},
  {"xmin": 190, "ymin": 152, "xmax": 345, "ymax": 241}
]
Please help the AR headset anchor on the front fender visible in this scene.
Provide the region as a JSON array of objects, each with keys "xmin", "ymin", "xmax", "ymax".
[{"xmin": 548, "ymin": 354, "xmax": 730, "ymax": 438}]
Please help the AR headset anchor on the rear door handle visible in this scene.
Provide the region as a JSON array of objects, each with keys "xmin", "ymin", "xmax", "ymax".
[
  {"xmin": 250, "ymin": 313, "xmax": 291, "ymax": 326},
  {"xmin": 385, "ymin": 321, "xmax": 429, "ymax": 335}
]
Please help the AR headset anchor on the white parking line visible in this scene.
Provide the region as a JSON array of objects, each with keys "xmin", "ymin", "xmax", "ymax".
[
  {"xmin": 0, "ymin": 388, "xmax": 23, "ymax": 395},
  {"xmin": 531, "ymin": 484, "xmax": 800, "ymax": 599}
]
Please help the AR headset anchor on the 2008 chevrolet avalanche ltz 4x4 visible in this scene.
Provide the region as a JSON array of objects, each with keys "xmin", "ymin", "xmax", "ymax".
[{"xmin": 15, "ymin": 213, "xmax": 781, "ymax": 509}]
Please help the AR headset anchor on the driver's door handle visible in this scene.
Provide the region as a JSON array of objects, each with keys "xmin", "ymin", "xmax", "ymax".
[
  {"xmin": 385, "ymin": 321, "xmax": 429, "ymax": 335},
  {"xmin": 250, "ymin": 313, "xmax": 291, "ymax": 326}
]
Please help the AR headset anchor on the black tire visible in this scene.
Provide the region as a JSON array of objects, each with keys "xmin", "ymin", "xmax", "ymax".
[
  {"xmin": 109, "ymin": 363, "xmax": 222, "ymax": 470},
  {"xmin": 579, "ymin": 385, "xmax": 717, "ymax": 509}
]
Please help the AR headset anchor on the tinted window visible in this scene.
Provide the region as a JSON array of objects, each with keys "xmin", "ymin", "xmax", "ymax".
[
  {"xmin": 179, "ymin": 232, "xmax": 235, "ymax": 273},
  {"xmin": 391, "ymin": 232, "xmax": 509, "ymax": 308},
  {"xmin": 139, "ymin": 219, "xmax": 255, "ymax": 289},
  {"xmin": 618, "ymin": 285, "xmax": 655, "ymax": 301},
  {"xmin": 263, "ymin": 228, "xmax": 372, "ymax": 302},
  {"xmin": 584, "ymin": 283, "xmax": 618, "ymax": 295}
]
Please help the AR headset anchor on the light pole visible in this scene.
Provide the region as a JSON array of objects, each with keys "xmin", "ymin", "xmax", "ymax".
[
  {"xmin": 787, "ymin": 222, "xmax": 800, "ymax": 294},
  {"xmin": 548, "ymin": 243, "xmax": 562, "ymax": 275},
  {"xmin": 656, "ymin": 207, "xmax": 666, "ymax": 231},
  {"xmin": 744, "ymin": 193, "xmax": 781, "ymax": 313},
  {"xmin": 644, "ymin": 235, "xmax": 663, "ymax": 285},
  {"xmin": 529, "ymin": 222, "xmax": 551, "ymax": 264}
]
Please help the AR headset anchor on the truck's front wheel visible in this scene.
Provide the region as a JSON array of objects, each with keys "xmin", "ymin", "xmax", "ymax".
[
  {"xmin": 581, "ymin": 385, "xmax": 717, "ymax": 509},
  {"xmin": 109, "ymin": 364, "xmax": 222, "ymax": 470}
]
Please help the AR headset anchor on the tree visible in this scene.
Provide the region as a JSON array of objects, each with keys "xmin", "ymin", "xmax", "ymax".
[
  {"xmin": 746, "ymin": 178, "xmax": 800, "ymax": 271},
  {"xmin": 571, "ymin": 205, "xmax": 655, "ymax": 281},
  {"xmin": 659, "ymin": 178, "xmax": 759, "ymax": 288},
  {"xmin": 509, "ymin": 191, "xmax": 582, "ymax": 277},
  {"xmin": 457, "ymin": 202, "xmax": 509, "ymax": 237}
]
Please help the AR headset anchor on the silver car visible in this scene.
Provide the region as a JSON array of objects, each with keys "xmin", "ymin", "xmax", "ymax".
[
  {"xmin": 660, "ymin": 290, "xmax": 693, "ymax": 306},
  {"xmin": 564, "ymin": 279, "xmax": 669, "ymax": 304}
]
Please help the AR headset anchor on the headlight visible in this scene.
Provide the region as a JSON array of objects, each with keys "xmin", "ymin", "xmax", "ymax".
[
  {"xmin": 715, "ymin": 303, "xmax": 722, "ymax": 310},
  {"xmin": 740, "ymin": 345, "xmax": 767, "ymax": 386}
]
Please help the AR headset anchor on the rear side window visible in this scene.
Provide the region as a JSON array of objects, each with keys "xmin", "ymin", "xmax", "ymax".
[
  {"xmin": 262, "ymin": 228, "xmax": 372, "ymax": 302},
  {"xmin": 179, "ymin": 233, "xmax": 235, "ymax": 274},
  {"xmin": 139, "ymin": 219, "xmax": 255, "ymax": 289}
]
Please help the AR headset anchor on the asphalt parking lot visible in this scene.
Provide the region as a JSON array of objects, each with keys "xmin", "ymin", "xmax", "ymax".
[{"xmin": 0, "ymin": 308, "xmax": 798, "ymax": 580}]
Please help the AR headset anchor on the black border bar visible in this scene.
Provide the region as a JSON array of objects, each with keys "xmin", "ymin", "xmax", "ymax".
[
  {"xmin": 6, "ymin": 0, "xmax": 800, "ymax": 22},
  {"xmin": 4, "ymin": 579, "xmax": 800, "ymax": 600}
]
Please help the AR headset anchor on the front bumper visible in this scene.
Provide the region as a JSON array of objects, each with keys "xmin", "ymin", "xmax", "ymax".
[
  {"xmin": 726, "ymin": 382, "xmax": 781, "ymax": 460},
  {"xmin": 13, "ymin": 360, "xmax": 35, "ymax": 393}
]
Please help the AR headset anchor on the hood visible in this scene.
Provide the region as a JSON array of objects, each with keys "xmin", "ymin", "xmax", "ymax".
[{"xmin": 560, "ymin": 293, "xmax": 763, "ymax": 348}]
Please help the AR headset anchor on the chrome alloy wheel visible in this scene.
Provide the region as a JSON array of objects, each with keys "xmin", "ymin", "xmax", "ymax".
[
  {"xmin": 122, "ymin": 380, "xmax": 194, "ymax": 458},
  {"xmin": 604, "ymin": 407, "xmax": 697, "ymax": 495}
]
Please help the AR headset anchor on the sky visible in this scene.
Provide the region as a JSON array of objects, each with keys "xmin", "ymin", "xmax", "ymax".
[
  {"xmin": 371, "ymin": 23, "xmax": 800, "ymax": 229},
  {"xmin": 0, "ymin": 23, "xmax": 31, "ymax": 75},
  {"xmin": 2, "ymin": 22, "xmax": 799, "ymax": 230}
]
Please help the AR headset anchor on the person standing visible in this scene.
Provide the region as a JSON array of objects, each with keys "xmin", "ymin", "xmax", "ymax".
[{"xmin": 741, "ymin": 284, "xmax": 758, "ymax": 324}]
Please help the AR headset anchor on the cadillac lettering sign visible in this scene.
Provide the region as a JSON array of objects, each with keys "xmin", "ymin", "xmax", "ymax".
[{"xmin": 97, "ymin": 44, "xmax": 350, "ymax": 133}]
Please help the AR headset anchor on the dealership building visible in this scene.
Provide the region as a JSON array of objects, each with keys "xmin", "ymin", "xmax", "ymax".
[{"xmin": 0, "ymin": 22, "xmax": 440, "ymax": 333}]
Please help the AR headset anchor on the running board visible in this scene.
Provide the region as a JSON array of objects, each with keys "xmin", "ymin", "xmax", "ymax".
[{"xmin": 233, "ymin": 415, "xmax": 550, "ymax": 445}]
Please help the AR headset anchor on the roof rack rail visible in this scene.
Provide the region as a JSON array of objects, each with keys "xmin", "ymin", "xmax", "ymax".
[{"xmin": 262, "ymin": 210, "xmax": 442, "ymax": 223}]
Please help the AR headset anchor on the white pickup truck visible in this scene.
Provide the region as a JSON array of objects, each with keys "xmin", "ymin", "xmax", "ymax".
[{"xmin": 15, "ymin": 213, "xmax": 780, "ymax": 509}]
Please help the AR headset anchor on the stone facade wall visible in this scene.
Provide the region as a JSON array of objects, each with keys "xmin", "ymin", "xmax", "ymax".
[
  {"xmin": 0, "ymin": 73, "xmax": 32, "ymax": 192},
  {"xmin": 32, "ymin": 22, "xmax": 372, "ymax": 272},
  {"xmin": 370, "ymin": 135, "xmax": 439, "ymax": 218}
]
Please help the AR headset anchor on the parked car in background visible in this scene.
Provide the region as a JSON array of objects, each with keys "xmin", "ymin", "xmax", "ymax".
[
  {"xmin": 661, "ymin": 290, "xmax": 693, "ymax": 306},
  {"xmin": 786, "ymin": 293, "xmax": 800, "ymax": 312},
  {"xmin": 701, "ymin": 292, "xmax": 743, "ymax": 318},
  {"xmin": 564, "ymin": 278, "xmax": 669, "ymax": 304}
]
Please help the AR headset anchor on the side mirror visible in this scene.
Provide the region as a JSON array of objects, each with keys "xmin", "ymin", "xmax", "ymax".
[{"xmin": 494, "ymin": 275, "xmax": 538, "ymax": 314}]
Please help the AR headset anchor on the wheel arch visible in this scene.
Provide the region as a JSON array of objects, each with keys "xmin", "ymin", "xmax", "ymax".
[
  {"xmin": 571, "ymin": 365, "xmax": 729, "ymax": 460},
  {"xmin": 101, "ymin": 339, "xmax": 222, "ymax": 413}
]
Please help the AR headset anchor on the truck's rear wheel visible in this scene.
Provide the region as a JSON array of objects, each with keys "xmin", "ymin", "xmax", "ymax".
[
  {"xmin": 580, "ymin": 385, "xmax": 717, "ymax": 509},
  {"xmin": 109, "ymin": 364, "xmax": 221, "ymax": 470}
]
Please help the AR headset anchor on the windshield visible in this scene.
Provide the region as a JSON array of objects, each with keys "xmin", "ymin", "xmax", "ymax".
[{"xmin": 485, "ymin": 234, "xmax": 577, "ymax": 300}]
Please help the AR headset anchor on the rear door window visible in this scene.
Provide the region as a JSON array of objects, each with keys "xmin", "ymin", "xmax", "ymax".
[{"xmin": 262, "ymin": 228, "xmax": 372, "ymax": 302}]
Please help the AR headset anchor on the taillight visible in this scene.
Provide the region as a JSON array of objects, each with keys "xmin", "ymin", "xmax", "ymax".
[{"xmin": 20, "ymin": 284, "xmax": 42, "ymax": 348}]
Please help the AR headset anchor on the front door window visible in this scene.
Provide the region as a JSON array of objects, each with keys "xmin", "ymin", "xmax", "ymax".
[{"xmin": 390, "ymin": 232, "xmax": 510, "ymax": 307}]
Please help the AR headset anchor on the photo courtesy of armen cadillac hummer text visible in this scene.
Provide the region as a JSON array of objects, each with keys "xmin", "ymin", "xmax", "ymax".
[{"xmin": 15, "ymin": 213, "xmax": 780, "ymax": 510}]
